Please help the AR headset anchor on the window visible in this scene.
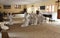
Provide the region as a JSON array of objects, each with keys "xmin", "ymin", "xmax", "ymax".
[
  {"xmin": 15, "ymin": 5, "xmax": 21, "ymax": 9},
  {"xmin": 46, "ymin": 5, "xmax": 54, "ymax": 12}
]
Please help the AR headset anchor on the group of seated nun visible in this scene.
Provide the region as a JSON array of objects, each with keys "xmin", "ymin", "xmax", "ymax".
[
  {"xmin": 0, "ymin": 12, "xmax": 9, "ymax": 31},
  {"xmin": 21, "ymin": 10, "xmax": 45, "ymax": 27}
]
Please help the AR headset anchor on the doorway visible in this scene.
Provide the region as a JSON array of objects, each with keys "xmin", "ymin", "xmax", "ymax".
[{"xmin": 57, "ymin": 9, "xmax": 60, "ymax": 19}]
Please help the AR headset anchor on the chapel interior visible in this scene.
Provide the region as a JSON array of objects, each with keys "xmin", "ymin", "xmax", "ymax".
[{"xmin": 0, "ymin": 0, "xmax": 60, "ymax": 38}]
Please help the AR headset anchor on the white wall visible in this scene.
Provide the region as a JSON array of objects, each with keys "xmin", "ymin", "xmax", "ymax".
[
  {"xmin": 13, "ymin": 14, "xmax": 25, "ymax": 18},
  {"xmin": 52, "ymin": 12, "xmax": 60, "ymax": 22},
  {"xmin": 52, "ymin": 12, "xmax": 57, "ymax": 20}
]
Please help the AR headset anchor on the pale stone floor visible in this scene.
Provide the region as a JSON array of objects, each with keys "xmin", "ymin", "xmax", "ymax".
[{"xmin": 6, "ymin": 21, "xmax": 60, "ymax": 38}]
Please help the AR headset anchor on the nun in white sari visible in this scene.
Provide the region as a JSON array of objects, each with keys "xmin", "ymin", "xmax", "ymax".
[
  {"xmin": 38, "ymin": 12, "xmax": 45, "ymax": 24},
  {"xmin": 8, "ymin": 13, "xmax": 13, "ymax": 25},
  {"xmin": 21, "ymin": 13, "xmax": 31, "ymax": 27},
  {"xmin": 33, "ymin": 14, "xmax": 38, "ymax": 25}
]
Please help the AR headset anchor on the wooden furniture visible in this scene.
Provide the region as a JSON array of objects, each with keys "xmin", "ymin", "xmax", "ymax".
[
  {"xmin": 43, "ymin": 14, "xmax": 52, "ymax": 18},
  {"xmin": 1, "ymin": 30, "xmax": 9, "ymax": 38}
]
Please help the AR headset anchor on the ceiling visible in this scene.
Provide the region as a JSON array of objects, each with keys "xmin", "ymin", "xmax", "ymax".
[{"xmin": 0, "ymin": 0, "xmax": 50, "ymax": 5}]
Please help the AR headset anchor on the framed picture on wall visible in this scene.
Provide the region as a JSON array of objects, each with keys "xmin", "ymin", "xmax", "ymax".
[
  {"xmin": 15, "ymin": 5, "xmax": 21, "ymax": 9},
  {"xmin": 3, "ymin": 5, "xmax": 11, "ymax": 9},
  {"xmin": 40, "ymin": 6, "xmax": 45, "ymax": 10}
]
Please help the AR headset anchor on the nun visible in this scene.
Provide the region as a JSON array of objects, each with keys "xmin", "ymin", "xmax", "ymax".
[
  {"xmin": 8, "ymin": 13, "xmax": 13, "ymax": 25},
  {"xmin": 38, "ymin": 12, "xmax": 45, "ymax": 24},
  {"xmin": 21, "ymin": 13, "xmax": 31, "ymax": 27}
]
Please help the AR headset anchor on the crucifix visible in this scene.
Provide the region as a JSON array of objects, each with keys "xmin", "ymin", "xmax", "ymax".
[
  {"xmin": 56, "ymin": 0, "xmax": 60, "ymax": 19},
  {"xmin": 56, "ymin": 0, "xmax": 60, "ymax": 9}
]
